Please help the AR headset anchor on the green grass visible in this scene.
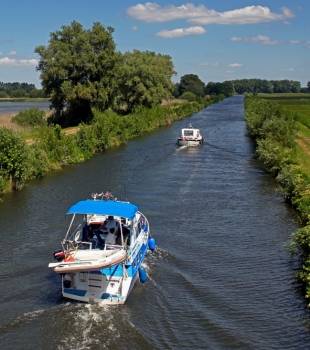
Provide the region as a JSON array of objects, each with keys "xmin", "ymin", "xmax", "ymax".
[{"xmin": 259, "ymin": 93, "xmax": 310, "ymax": 129}]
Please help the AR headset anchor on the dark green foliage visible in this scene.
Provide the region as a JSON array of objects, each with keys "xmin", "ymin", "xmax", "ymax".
[
  {"xmin": 177, "ymin": 74, "xmax": 205, "ymax": 97},
  {"xmin": 205, "ymin": 81, "xmax": 234, "ymax": 97},
  {"xmin": 113, "ymin": 50, "xmax": 174, "ymax": 113},
  {"xmin": 36, "ymin": 21, "xmax": 119, "ymax": 124},
  {"xmin": 12, "ymin": 108, "xmax": 47, "ymax": 127},
  {"xmin": 0, "ymin": 82, "xmax": 44, "ymax": 98},
  {"xmin": 226, "ymin": 79, "xmax": 301, "ymax": 94},
  {"xmin": 0, "ymin": 128, "xmax": 28, "ymax": 190}
]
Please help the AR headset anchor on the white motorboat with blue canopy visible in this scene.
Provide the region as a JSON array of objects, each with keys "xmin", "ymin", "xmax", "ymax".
[{"xmin": 49, "ymin": 192, "xmax": 156, "ymax": 304}]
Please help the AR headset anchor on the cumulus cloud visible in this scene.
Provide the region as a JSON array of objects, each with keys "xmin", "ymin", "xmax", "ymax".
[
  {"xmin": 231, "ymin": 35, "xmax": 279, "ymax": 45},
  {"xmin": 0, "ymin": 57, "xmax": 38, "ymax": 66},
  {"xmin": 157, "ymin": 26, "xmax": 205, "ymax": 38},
  {"xmin": 228, "ymin": 63, "xmax": 243, "ymax": 68},
  {"xmin": 128, "ymin": 3, "xmax": 294, "ymax": 25}
]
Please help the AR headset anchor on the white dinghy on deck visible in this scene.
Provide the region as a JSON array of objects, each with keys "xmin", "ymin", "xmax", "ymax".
[{"xmin": 49, "ymin": 192, "xmax": 156, "ymax": 304}]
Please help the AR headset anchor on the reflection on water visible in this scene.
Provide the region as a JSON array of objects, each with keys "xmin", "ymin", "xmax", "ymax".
[{"xmin": 0, "ymin": 96, "xmax": 309, "ymax": 349}]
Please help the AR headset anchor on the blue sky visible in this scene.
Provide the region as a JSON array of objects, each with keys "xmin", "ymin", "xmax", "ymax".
[{"xmin": 0, "ymin": 0, "xmax": 309, "ymax": 87}]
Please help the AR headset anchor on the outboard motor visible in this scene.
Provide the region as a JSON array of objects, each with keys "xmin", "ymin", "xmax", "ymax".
[
  {"xmin": 148, "ymin": 237, "xmax": 156, "ymax": 252},
  {"xmin": 138, "ymin": 266, "xmax": 148, "ymax": 283}
]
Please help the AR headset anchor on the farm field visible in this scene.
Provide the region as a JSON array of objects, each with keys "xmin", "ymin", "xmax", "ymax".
[{"xmin": 260, "ymin": 93, "xmax": 310, "ymax": 174}]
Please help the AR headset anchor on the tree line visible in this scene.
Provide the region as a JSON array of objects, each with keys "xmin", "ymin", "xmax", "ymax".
[
  {"xmin": 0, "ymin": 82, "xmax": 44, "ymax": 98},
  {"xmin": 173, "ymin": 76, "xmax": 309, "ymax": 99}
]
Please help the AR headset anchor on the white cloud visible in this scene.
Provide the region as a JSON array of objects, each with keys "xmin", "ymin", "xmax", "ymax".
[
  {"xmin": 231, "ymin": 35, "xmax": 279, "ymax": 45},
  {"xmin": 228, "ymin": 63, "xmax": 243, "ymax": 68},
  {"xmin": 132, "ymin": 25, "xmax": 139, "ymax": 31},
  {"xmin": 289, "ymin": 40, "xmax": 301, "ymax": 44},
  {"xmin": 0, "ymin": 57, "xmax": 38, "ymax": 66},
  {"xmin": 157, "ymin": 26, "xmax": 205, "ymax": 38},
  {"xmin": 128, "ymin": 3, "xmax": 294, "ymax": 25},
  {"xmin": 8, "ymin": 50, "xmax": 17, "ymax": 55}
]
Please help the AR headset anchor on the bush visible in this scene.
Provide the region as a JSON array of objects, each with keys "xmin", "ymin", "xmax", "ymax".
[
  {"xmin": 0, "ymin": 128, "xmax": 28, "ymax": 190},
  {"xmin": 179, "ymin": 91, "xmax": 198, "ymax": 102},
  {"xmin": 12, "ymin": 108, "xmax": 46, "ymax": 127}
]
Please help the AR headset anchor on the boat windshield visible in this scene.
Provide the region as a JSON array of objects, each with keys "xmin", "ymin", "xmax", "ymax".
[
  {"xmin": 183, "ymin": 130, "xmax": 194, "ymax": 136},
  {"xmin": 63, "ymin": 215, "xmax": 131, "ymax": 251}
]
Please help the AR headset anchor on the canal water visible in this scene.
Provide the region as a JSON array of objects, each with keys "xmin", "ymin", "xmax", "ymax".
[
  {"xmin": 0, "ymin": 96, "xmax": 309, "ymax": 349},
  {"xmin": 0, "ymin": 100, "xmax": 50, "ymax": 115}
]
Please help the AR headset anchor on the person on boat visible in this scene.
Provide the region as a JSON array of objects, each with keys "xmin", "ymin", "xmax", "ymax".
[{"xmin": 105, "ymin": 216, "xmax": 119, "ymax": 245}]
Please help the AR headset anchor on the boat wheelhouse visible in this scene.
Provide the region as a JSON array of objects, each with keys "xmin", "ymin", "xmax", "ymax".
[
  {"xmin": 49, "ymin": 193, "xmax": 155, "ymax": 304},
  {"xmin": 177, "ymin": 124, "xmax": 203, "ymax": 147}
]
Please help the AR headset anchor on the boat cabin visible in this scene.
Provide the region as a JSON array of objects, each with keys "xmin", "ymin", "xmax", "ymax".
[
  {"xmin": 62, "ymin": 199, "xmax": 148, "ymax": 252},
  {"xmin": 181, "ymin": 128, "xmax": 201, "ymax": 140}
]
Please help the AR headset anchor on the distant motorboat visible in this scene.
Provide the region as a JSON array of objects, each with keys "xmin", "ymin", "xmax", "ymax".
[
  {"xmin": 177, "ymin": 124, "xmax": 204, "ymax": 147},
  {"xmin": 49, "ymin": 192, "xmax": 156, "ymax": 304}
]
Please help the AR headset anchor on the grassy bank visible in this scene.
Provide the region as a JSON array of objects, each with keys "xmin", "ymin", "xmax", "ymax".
[
  {"xmin": 245, "ymin": 95, "xmax": 310, "ymax": 302},
  {"xmin": 0, "ymin": 99, "xmax": 215, "ymax": 196}
]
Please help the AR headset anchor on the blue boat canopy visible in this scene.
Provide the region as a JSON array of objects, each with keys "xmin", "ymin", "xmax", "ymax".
[{"xmin": 67, "ymin": 200, "xmax": 138, "ymax": 219}]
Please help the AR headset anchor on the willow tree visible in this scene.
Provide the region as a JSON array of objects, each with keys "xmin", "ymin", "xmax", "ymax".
[
  {"xmin": 113, "ymin": 50, "xmax": 174, "ymax": 113},
  {"xmin": 35, "ymin": 21, "xmax": 119, "ymax": 124}
]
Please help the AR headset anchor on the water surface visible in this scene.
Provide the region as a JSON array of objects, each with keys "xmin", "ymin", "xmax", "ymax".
[
  {"xmin": 0, "ymin": 96, "xmax": 309, "ymax": 349},
  {"xmin": 0, "ymin": 100, "xmax": 50, "ymax": 115}
]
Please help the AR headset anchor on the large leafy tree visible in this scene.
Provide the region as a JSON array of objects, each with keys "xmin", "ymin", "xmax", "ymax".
[
  {"xmin": 178, "ymin": 74, "xmax": 205, "ymax": 97},
  {"xmin": 113, "ymin": 50, "xmax": 174, "ymax": 113},
  {"xmin": 35, "ymin": 21, "xmax": 119, "ymax": 124}
]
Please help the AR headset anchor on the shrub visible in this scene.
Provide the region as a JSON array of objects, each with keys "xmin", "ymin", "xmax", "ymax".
[
  {"xmin": 179, "ymin": 91, "xmax": 198, "ymax": 102},
  {"xmin": 0, "ymin": 128, "xmax": 28, "ymax": 190},
  {"xmin": 12, "ymin": 108, "xmax": 47, "ymax": 127}
]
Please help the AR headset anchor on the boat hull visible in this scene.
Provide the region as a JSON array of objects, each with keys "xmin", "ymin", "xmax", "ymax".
[
  {"xmin": 177, "ymin": 138, "xmax": 203, "ymax": 147},
  {"xmin": 60, "ymin": 240, "xmax": 149, "ymax": 304}
]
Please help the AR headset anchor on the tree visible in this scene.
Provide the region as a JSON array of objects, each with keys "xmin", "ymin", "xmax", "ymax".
[
  {"xmin": 113, "ymin": 50, "xmax": 174, "ymax": 113},
  {"xmin": 35, "ymin": 21, "xmax": 119, "ymax": 125},
  {"xmin": 178, "ymin": 74, "xmax": 205, "ymax": 97}
]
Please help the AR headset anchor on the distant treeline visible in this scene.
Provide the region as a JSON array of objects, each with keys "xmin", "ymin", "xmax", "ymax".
[
  {"xmin": 226, "ymin": 79, "xmax": 304, "ymax": 94},
  {"xmin": 174, "ymin": 76, "xmax": 309, "ymax": 98},
  {"xmin": 0, "ymin": 82, "xmax": 45, "ymax": 98}
]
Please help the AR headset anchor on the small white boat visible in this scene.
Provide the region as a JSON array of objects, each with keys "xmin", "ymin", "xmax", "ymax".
[
  {"xmin": 49, "ymin": 192, "xmax": 156, "ymax": 304},
  {"xmin": 177, "ymin": 124, "xmax": 203, "ymax": 147}
]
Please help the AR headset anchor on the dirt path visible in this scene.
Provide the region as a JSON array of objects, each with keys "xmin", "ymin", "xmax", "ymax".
[{"xmin": 296, "ymin": 136, "xmax": 310, "ymax": 157}]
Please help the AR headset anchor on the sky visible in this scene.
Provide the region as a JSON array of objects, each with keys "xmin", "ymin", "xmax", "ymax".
[{"xmin": 0, "ymin": 0, "xmax": 309, "ymax": 87}]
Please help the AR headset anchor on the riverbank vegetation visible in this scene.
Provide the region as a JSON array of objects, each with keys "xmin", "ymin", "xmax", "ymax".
[
  {"xmin": 0, "ymin": 21, "xmax": 221, "ymax": 196},
  {"xmin": 245, "ymin": 95, "xmax": 310, "ymax": 302},
  {"xmin": 0, "ymin": 100, "xmax": 210, "ymax": 194}
]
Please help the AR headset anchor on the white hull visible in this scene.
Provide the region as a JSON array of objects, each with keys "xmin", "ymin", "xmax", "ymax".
[
  {"xmin": 62, "ymin": 272, "xmax": 138, "ymax": 305},
  {"xmin": 177, "ymin": 138, "xmax": 203, "ymax": 147}
]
